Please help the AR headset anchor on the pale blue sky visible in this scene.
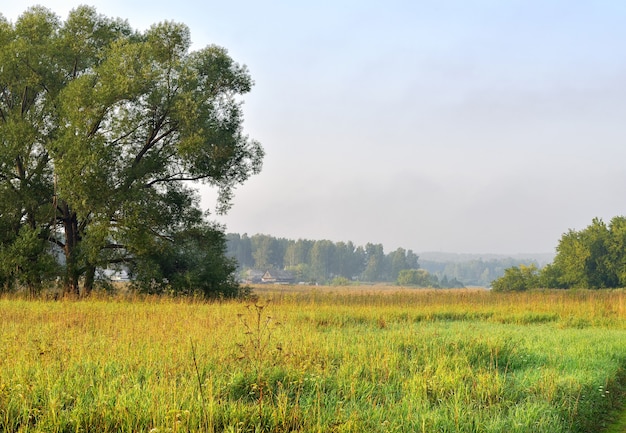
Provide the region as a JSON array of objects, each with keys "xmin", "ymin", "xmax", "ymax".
[{"xmin": 4, "ymin": 1, "xmax": 626, "ymax": 254}]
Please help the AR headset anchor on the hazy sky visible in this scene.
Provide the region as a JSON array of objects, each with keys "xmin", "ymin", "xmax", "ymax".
[{"xmin": 4, "ymin": 1, "xmax": 626, "ymax": 254}]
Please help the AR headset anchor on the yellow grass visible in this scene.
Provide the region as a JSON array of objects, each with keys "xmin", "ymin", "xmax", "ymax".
[{"xmin": 0, "ymin": 287, "xmax": 625, "ymax": 432}]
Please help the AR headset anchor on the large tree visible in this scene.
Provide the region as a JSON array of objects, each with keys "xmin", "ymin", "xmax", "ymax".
[
  {"xmin": 550, "ymin": 217, "xmax": 621, "ymax": 289},
  {"xmin": 0, "ymin": 6, "xmax": 263, "ymax": 296}
]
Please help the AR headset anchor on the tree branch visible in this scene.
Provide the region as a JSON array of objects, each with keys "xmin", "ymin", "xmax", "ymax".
[
  {"xmin": 88, "ymin": 109, "xmax": 107, "ymax": 137},
  {"xmin": 105, "ymin": 257, "xmax": 134, "ymax": 265},
  {"xmin": 144, "ymin": 173, "xmax": 209, "ymax": 187},
  {"xmin": 134, "ymin": 126, "xmax": 176, "ymax": 167},
  {"xmin": 47, "ymin": 235, "xmax": 65, "ymax": 250},
  {"xmin": 78, "ymin": 212, "xmax": 92, "ymax": 233},
  {"xmin": 104, "ymin": 243, "xmax": 126, "ymax": 249},
  {"xmin": 26, "ymin": 152, "xmax": 50, "ymax": 183},
  {"xmin": 110, "ymin": 123, "xmax": 142, "ymax": 146}
]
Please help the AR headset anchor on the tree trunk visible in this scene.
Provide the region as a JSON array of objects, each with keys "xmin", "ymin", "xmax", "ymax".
[
  {"xmin": 61, "ymin": 202, "xmax": 81, "ymax": 297},
  {"xmin": 84, "ymin": 263, "xmax": 95, "ymax": 296}
]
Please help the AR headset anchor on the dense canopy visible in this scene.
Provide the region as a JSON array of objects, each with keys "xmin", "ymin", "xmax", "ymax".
[
  {"xmin": 492, "ymin": 216, "xmax": 626, "ymax": 291},
  {"xmin": 0, "ymin": 6, "xmax": 263, "ymax": 296}
]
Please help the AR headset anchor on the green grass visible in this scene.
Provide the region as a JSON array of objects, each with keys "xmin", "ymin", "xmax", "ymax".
[{"xmin": 0, "ymin": 288, "xmax": 625, "ymax": 432}]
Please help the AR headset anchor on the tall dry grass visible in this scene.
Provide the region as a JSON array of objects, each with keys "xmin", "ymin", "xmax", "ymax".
[{"xmin": 0, "ymin": 288, "xmax": 625, "ymax": 432}]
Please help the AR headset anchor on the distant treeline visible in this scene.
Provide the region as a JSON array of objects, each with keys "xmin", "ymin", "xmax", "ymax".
[
  {"xmin": 226, "ymin": 233, "xmax": 420, "ymax": 284},
  {"xmin": 226, "ymin": 234, "xmax": 541, "ymax": 287},
  {"xmin": 420, "ymin": 258, "xmax": 542, "ymax": 287}
]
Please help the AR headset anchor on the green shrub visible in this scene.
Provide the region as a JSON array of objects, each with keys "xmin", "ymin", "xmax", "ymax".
[{"xmin": 491, "ymin": 264, "xmax": 539, "ymax": 292}]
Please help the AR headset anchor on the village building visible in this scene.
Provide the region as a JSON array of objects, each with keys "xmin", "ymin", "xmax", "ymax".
[{"xmin": 261, "ymin": 270, "xmax": 295, "ymax": 284}]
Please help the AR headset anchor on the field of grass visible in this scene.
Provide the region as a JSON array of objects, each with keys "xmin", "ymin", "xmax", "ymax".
[{"xmin": 1, "ymin": 287, "xmax": 626, "ymax": 432}]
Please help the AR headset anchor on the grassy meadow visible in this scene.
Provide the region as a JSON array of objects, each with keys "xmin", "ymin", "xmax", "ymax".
[{"xmin": 1, "ymin": 286, "xmax": 626, "ymax": 432}]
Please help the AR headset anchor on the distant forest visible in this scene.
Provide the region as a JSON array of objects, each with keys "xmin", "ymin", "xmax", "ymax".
[{"xmin": 225, "ymin": 234, "xmax": 545, "ymax": 287}]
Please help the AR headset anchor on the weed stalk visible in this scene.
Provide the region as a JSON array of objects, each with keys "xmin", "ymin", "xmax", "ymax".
[
  {"xmin": 190, "ymin": 338, "xmax": 208, "ymax": 430},
  {"xmin": 237, "ymin": 301, "xmax": 278, "ymax": 425}
]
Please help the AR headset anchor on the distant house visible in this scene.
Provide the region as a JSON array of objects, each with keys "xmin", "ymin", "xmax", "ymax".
[
  {"xmin": 261, "ymin": 270, "xmax": 294, "ymax": 284},
  {"xmin": 243, "ymin": 269, "xmax": 265, "ymax": 284}
]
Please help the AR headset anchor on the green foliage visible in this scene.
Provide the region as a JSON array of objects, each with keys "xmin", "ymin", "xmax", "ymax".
[
  {"xmin": 362, "ymin": 243, "xmax": 386, "ymax": 281},
  {"xmin": 491, "ymin": 264, "xmax": 539, "ymax": 292},
  {"xmin": 227, "ymin": 235, "xmax": 419, "ymax": 283},
  {"xmin": 227, "ymin": 234, "xmax": 541, "ymax": 287},
  {"xmin": 421, "ymin": 256, "xmax": 544, "ymax": 287},
  {"xmin": 330, "ymin": 276, "xmax": 351, "ymax": 286},
  {"xmin": 0, "ymin": 226, "xmax": 59, "ymax": 293},
  {"xmin": 537, "ymin": 263, "xmax": 567, "ymax": 289},
  {"xmin": 0, "ymin": 6, "xmax": 263, "ymax": 296},
  {"xmin": 388, "ymin": 247, "xmax": 418, "ymax": 280},
  {"xmin": 284, "ymin": 263, "xmax": 312, "ymax": 283},
  {"xmin": 544, "ymin": 216, "xmax": 626, "ymax": 289},
  {"xmin": 397, "ymin": 268, "xmax": 438, "ymax": 287},
  {"xmin": 130, "ymin": 224, "xmax": 242, "ymax": 298},
  {"xmin": 251, "ymin": 235, "xmax": 284, "ymax": 270},
  {"xmin": 439, "ymin": 274, "xmax": 465, "ymax": 288},
  {"xmin": 309, "ymin": 240, "xmax": 335, "ymax": 283},
  {"xmin": 491, "ymin": 216, "xmax": 626, "ymax": 290}
]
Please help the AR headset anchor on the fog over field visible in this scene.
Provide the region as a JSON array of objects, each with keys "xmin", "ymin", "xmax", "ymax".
[{"xmin": 5, "ymin": 0, "xmax": 626, "ymax": 254}]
